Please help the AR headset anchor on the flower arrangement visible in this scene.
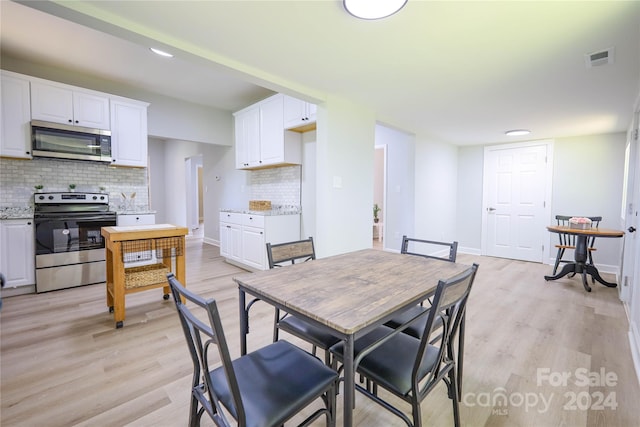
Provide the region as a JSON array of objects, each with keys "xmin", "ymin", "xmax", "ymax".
[
  {"xmin": 68, "ymin": 184, "xmax": 76, "ymax": 192},
  {"xmin": 569, "ymin": 217, "xmax": 592, "ymax": 230},
  {"xmin": 34, "ymin": 184, "xmax": 44, "ymax": 192}
]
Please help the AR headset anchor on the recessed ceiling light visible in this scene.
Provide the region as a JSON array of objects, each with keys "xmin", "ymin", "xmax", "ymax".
[
  {"xmin": 505, "ymin": 129, "xmax": 531, "ymax": 136},
  {"xmin": 343, "ymin": 0, "xmax": 407, "ymax": 20},
  {"xmin": 149, "ymin": 47, "xmax": 173, "ymax": 58}
]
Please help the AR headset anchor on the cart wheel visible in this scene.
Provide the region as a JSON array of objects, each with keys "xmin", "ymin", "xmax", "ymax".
[
  {"xmin": 163, "ymin": 294, "xmax": 170, "ymax": 300},
  {"xmin": 109, "ymin": 306, "xmax": 114, "ymax": 313},
  {"xmin": 116, "ymin": 321, "xmax": 123, "ymax": 329}
]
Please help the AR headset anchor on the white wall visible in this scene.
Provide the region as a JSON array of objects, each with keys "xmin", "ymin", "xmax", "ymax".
[
  {"xmin": 301, "ymin": 131, "xmax": 317, "ymax": 240},
  {"xmin": 550, "ymin": 133, "xmax": 626, "ymax": 268},
  {"xmin": 414, "ymin": 137, "xmax": 459, "ymax": 244},
  {"xmin": 456, "ymin": 133, "xmax": 627, "ymax": 269},
  {"xmin": 375, "ymin": 124, "xmax": 415, "ymax": 252},
  {"xmin": 315, "ymin": 96, "xmax": 376, "ymax": 257},
  {"xmin": 456, "ymin": 145, "xmax": 484, "ymax": 253}
]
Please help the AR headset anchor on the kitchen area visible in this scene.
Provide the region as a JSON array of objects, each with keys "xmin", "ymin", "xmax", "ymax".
[{"xmin": 1, "ymin": 68, "xmax": 318, "ymax": 297}]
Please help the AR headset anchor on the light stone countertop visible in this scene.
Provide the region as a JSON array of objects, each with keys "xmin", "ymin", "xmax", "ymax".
[
  {"xmin": 220, "ymin": 206, "xmax": 301, "ymax": 216},
  {"xmin": 0, "ymin": 207, "xmax": 34, "ymax": 220}
]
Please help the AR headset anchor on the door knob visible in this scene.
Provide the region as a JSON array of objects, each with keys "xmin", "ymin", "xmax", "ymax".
[
  {"xmin": 487, "ymin": 207, "xmax": 496, "ymax": 212},
  {"xmin": 629, "ymin": 226, "xmax": 637, "ymax": 233}
]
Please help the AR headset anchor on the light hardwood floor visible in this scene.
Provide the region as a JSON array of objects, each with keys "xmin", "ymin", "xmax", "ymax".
[{"xmin": 1, "ymin": 240, "xmax": 639, "ymax": 426}]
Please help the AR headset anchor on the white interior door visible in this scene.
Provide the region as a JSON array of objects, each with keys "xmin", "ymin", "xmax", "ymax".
[
  {"xmin": 482, "ymin": 141, "xmax": 553, "ymax": 262},
  {"xmin": 620, "ymin": 113, "xmax": 639, "ymax": 303}
]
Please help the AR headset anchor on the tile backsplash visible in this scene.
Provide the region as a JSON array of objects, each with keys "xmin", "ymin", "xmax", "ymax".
[
  {"xmin": 250, "ymin": 165, "xmax": 301, "ymax": 206},
  {"xmin": 0, "ymin": 157, "xmax": 149, "ymax": 211}
]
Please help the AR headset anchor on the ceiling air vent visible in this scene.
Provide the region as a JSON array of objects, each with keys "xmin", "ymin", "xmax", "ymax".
[{"xmin": 585, "ymin": 47, "xmax": 615, "ymax": 68}]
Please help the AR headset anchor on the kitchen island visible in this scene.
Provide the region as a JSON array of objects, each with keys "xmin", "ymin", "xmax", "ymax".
[{"xmin": 101, "ymin": 224, "xmax": 188, "ymax": 328}]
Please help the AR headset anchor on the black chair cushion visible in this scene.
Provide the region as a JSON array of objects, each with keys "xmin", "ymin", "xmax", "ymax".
[
  {"xmin": 210, "ymin": 340, "xmax": 337, "ymax": 427},
  {"xmin": 279, "ymin": 315, "xmax": 342, "ymax": 349},
  {"xmin": 385, "ymin": 305, "xmax": 443, "ymax": 339},
  {"xmin": 331, "ymin": 325, "xmax": 439, "ymax": 396}
]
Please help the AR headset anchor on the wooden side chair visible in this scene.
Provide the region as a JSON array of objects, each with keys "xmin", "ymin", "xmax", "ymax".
[
  {"xmin": 267, "ymin": 237, "xmax": 341, "ymax": 365},
  {"xmin": 552, "ymin": 215, "xmax": 602, "ymax": 275},
  {"xmin": 167, "ymin": 273, "xmax": 338, "ymax": 427}
]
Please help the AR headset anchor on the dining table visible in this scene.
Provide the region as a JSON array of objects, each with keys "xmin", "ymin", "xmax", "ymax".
[
  {"xmin": 233, "ymin": 248, "xmax": 471, "ymax": 426},
  {"xmin": 544, "ymin": 225, "xmax": 624, "ymax": 292}
]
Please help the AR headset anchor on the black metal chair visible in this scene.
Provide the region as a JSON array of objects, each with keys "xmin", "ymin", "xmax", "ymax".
[
  {"xmin": 385, "ymin": 236, "xmax": 459, "ymax": 338},
  {"xmin": 330, "ymin": 264, "xmax": 479, "ymax": 427},
  {"xmin": 167, "ymin": 273, "xmax": 338, "ymax": 427},
  {"xmin": 553, "ymin": 215, "xmax": 602, "ymax": 275},
  {"xmin": 266, "ymin": 237, "xmax": 341, "ymax": 365}
]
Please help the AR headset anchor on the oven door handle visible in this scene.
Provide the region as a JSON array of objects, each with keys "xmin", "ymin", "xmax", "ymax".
[{"xmin": 36, "ymin": 215, "xmax": 116, "ymax": 222}]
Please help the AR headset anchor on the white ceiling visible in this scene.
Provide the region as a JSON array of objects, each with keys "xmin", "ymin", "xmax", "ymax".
[{"xmin": 2, "ymin": 0, "xmax": 639, "ymax": 146}]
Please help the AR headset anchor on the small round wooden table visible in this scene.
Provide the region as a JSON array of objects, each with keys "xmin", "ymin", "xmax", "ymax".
[{"xmin": 544, "ymin": 225, "xmax": 624, "ymax": 292}]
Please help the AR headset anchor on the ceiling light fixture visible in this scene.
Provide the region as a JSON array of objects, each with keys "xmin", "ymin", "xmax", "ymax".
[
  {"xmin": 149, "ymin": 47, "xmax": 173, "ymax": 58},
  {"xmin": 505, "ymin": 129, "xmax": 531, "ymax": 136},
  {"xmin": 343, "ymin": 0, "xmax": 408, "ymax": 20}
]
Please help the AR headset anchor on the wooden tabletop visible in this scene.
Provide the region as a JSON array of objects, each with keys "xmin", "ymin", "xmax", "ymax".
[
  {"xmin": 101, "ymin": 224, "xmax": 189, "ymax": 241},
  {"xmin": 546, "ymin": 225, "xmax": 624, "ymax": 238},
  {"xmin": 234, "ymin": 249, "xmax": 471, "ymax": 335}
]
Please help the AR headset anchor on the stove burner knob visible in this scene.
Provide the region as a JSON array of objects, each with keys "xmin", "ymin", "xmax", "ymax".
[
  {"xmin": 37, "ymin": 195, "xmax": 44, "ymax": 200},
  {"xmin": 92, "ymin": 195, "xmax": 98, "ymax": 200},
  {"xmin": 48, "ymin": 195, "xmax": 54, "ymax": 200}
]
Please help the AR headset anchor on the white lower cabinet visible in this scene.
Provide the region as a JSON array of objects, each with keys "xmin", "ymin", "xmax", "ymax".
[
  {"xmin": 219, "ymin": 212, "xmax": 300, "ymax": 270},
  {"xmin": 0, "ymin": 219, "xmax": 35, "ymax": 287}
]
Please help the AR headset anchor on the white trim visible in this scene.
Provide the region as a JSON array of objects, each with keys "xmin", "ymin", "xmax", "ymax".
[
  {"xmin": 459, "ymin": 246, "xmax": 482, "ymax": 256},
  {"xmin": 481, "ymin": 139, "xmax": 554, "ymax": 262},
  {"xmin": 204, "ymin": 237, "xmax": 218, "ymax": 247},
  {"xmin": 630, "ymin": 321, "xmax": 640, "ymax": 388}
]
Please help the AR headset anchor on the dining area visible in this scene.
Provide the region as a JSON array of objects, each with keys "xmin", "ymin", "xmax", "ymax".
[
  {"xmin": 233, "ymin": 245, "xmax": 476, "ymax": 427},
  {"xmin": 1, "ymin": 237, "xmax": 638, "ymax": 426}
]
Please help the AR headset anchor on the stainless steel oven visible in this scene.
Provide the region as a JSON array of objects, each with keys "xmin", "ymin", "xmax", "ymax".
[{"xmin": 34, "ymin": 192, "xmax": 116, "ymax": 293}]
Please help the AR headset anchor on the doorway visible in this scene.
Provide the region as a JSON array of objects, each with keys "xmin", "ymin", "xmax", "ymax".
[
  {"xmin": 481, "ymin": 141, "xmax": 553, "ymax": 262},
  {"xmin": 374, "ymin": 145, "xmax": 386, "ymax": 249},
  {"xmin": 185, "ymin": 155, "xmax": 204, "ymax": 236}
]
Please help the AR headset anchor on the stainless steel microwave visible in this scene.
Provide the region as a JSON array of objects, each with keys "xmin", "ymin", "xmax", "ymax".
[{"xmin": 31, "ymin": 120, "xmax": 112, "ymax": 163}]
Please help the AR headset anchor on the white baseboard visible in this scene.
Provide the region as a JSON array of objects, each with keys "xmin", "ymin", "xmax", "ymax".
[
  {"xmin": 459, "ymin": 246, "xmax": 481, "ymax": 256},
  {"xmin": 545, "ymin": 257, "xmax": 619, "ymax": 274},
  {"xmin": 629, "ymin": 321, "xmax": 640, "ymax": 389},
  {"xmin": 203, "ymin": 237, "xmax": 218, "ymax": 246}
]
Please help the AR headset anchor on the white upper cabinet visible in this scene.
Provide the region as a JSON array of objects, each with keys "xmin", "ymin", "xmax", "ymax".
[
  {"xmin": 234, "ymin": 105, "xmax": 260, "ymax": 169},
  {"xmin": 283, "ymin": 95, "xmax": 317, "ymax": 131},
  {"xmin": 0, "ymin": 71, "xmax": 32, "ymax": 159},
  {"xmin": 31, "ymin": 80, "xmax": 110, "ymax": 130},
  {"xmin": 233, "ymin": 94, "xmax": 301, "ymax": 170},
  {"xmin": 110, "ymin": 97, "xmax": 149, "ymax": 168}
]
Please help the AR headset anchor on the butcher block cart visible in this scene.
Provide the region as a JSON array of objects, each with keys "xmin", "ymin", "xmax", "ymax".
[{"xmin": 101, "ymin": 224, "xmax": 188, "ymax": 328}]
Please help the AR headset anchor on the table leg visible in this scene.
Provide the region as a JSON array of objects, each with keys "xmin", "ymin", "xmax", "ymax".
[
  {"xmin": 343, "ymin": 336, "xmax": 355, "ymax": 426},
  {"xmin": 239, "ymin": 289, "xmax": 247, "ymax": 356},
  {"xmin": 544, "ymin": 262, "xmax": 577, "ymax": 281},
  {"xmin": 584, "ymin": 264, "xmax": 617, "ymax": 288}
]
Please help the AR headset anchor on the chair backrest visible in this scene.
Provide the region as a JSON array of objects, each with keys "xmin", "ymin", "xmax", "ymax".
[
  {"xmin": 266, "ymin": 237, "xmax": 316, "ymax": 269},
  {"xmin": 412, "ymin": 263, "xmax": 478, "ymax": 394},
  {"xmin": 555, "ymin": 215, "xmax": 602, "ymax": 247},
  {"xmin": 401, "ymin": 235, "xmax": 458, "ymax": 262},
  {"xmin": 167, "ymin": 273, "xmax": 245, "ymax": 426}
]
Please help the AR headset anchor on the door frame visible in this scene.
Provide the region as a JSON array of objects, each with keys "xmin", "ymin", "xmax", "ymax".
[
  {"xmin": 374, "ymin": 144, "xmax": 387, "ymax": 247},
  {"xmin": 481, "ymin": 140, "xmax": 554, "ymax": 263}
]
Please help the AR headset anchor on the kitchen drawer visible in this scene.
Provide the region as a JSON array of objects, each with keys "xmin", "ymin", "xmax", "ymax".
[
  {"xmin": 242, "ymin": 214, "xmax": 264, "ymax": 228},
  {"xmin": 219, "ymin": 212, "xmax": 242, "ymax": 225},
  {"xmin": 117, "ymin": 213, "xmax": 156, "ymax": 226}
]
